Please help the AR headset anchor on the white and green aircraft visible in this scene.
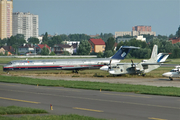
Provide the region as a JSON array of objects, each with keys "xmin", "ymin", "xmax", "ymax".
[{"xmin": 100, "ymin": 45, "xmax": 169, "ymax": 76}]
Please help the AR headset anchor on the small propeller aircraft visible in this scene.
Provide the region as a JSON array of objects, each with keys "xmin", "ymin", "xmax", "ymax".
[
  {"xmin": 100, "ymin": 45, "xmax": 169, "ymax": 76},
  {"xmin": 162, "ymin": 66, "xmax": 180, "ymax": 80}
]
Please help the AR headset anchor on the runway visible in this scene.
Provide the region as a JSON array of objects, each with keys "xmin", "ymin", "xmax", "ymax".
[{"xmin": 0, "ymin": 82, "xmax": 179, "ymax": 120}]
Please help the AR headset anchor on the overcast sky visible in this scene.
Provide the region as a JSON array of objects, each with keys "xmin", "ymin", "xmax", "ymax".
[{"xmin": 13, "ymin": 0, "xmax": 180, "ymax": 36}]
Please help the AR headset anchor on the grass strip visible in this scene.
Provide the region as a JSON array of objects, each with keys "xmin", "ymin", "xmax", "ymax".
[
  {"xmin": 0, "ymin": 75, "xmax": 180, "ymax": 97},
  {"xmin": 0, "ymin": 106, "xmax": 47, "ymax": 115},
  {"xmin": 0, "ymin": 114, "xmax": 106, "ymax": 120}
]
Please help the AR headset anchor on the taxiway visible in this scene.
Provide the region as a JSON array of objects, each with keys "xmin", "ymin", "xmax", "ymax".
[{"xmin": 0, "ymin": 82, "xmax": 179, "ymax": 120}]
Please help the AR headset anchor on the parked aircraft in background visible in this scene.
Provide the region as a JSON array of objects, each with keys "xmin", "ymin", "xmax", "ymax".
[
  {"xmin": 162, "ymin": 66, "xmax": 180, "ymax": 80},
  {"xmin": 3, "ymin": 46, "xmax": 139, "ymax": 73},
  {"xmin": 100, "ymin": 45, "xmax": 169, "ymax": 76}
]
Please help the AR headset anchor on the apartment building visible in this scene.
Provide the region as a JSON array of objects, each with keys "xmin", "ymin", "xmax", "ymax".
[
  {"xmin": 0, "ymin": 0, "xmax": 13, "ymax": 39},
  {"xmin": 115, "ymin": 25, "xmax": 156, "ymax": 38},
  {"xmin": 12, "ymin": 12, "xmax": 39, "ymax": 41}
]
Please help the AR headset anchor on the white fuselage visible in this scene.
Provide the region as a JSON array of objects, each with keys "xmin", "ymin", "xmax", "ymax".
[{"xmin": 162, "ymin": 69, "xmax": 180, "ymax": 78}]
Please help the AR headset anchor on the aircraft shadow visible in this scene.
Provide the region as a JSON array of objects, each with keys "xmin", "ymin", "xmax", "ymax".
[{"xmin": 158, "ymin": 78, "xmax": 180, "ymax": 81}]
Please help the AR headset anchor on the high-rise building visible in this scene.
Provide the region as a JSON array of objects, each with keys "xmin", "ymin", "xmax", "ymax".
[
  {"xmin": 12, "ymin": 12, "xmax": 39, "ymax": 41},
  {"xmin": 0, "ymin": 0, "xmax": 13, "ymax": 39}
]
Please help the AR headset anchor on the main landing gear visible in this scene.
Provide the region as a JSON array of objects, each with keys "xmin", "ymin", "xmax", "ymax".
[
  {"xmin": 169, "ymin": 77, "xmax": 173, "ymax": 81},
  {"xmin": 72, "ymin": 70, "xmax": 79, "ymax": 74}
]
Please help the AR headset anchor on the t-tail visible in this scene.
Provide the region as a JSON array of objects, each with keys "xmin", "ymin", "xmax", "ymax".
[
  {"xmin": 111, "ymin": 46, "xmax": 140, "ymax": 60},
  {"xmin": 100, "ymin": 46, "xmax": 139, "ymax": 71}
]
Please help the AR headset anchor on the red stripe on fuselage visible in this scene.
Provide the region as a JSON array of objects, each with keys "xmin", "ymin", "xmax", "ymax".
[{"xmin": 4, "ymin": 64, "xmax": 104, "ymax": 69}]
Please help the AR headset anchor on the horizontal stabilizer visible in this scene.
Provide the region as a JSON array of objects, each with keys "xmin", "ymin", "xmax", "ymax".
[
  {"xmin": 111, "ymin": 46, "xmax": 140, "ymax": 60},
  {"xmin": 157, "ymin": 53, "xmax": 170, "ymax": 63}
]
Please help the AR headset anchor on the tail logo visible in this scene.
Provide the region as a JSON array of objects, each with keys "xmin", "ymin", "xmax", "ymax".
[{"xmin": 121, "ymin": 52, "xmax": 126, "ymax": 57}]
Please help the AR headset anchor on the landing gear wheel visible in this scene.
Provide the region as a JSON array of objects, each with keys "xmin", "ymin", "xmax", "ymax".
[
  {"xmin": 169, "ymin": 77, "xmax": 173, "ymax": 81},
  {"xmin": 142, "ymin": 74, "xmax": 146, "ymax": 77},
  {"xmin": 72, "ymin": 70, "xmax": 79, "ymax": 74}
]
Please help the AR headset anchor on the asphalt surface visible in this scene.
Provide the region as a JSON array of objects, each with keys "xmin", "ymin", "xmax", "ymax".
[{"xmin": 0, "ymin": 82, "xmax": 179, "ymax": 120}]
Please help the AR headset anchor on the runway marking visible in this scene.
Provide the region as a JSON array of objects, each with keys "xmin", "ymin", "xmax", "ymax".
[
  {"xmin": 148, "ymin": 117, "xmax": 167, "ymax": 120},
  {"xmin": 0, "ymin": 88, "xmax": 179, "ymax": 110},
  {"xmin": 0, "ymin": 97, "xmax": 40, "ymax": 104},
  {"xmin": 103, "ymin": 93, "xmax": 151, "ymax": 98},
  {"xmin": 73, "ymin": 107, "xmax": 103, "ymax": 112}
]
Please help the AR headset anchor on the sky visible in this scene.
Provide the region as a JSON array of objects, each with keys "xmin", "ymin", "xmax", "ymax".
[{"xmin": 13, "ymin": 0, "xmax": 180, "ymax": 36}]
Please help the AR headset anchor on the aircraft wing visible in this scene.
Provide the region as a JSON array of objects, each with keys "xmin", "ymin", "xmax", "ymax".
[
  {"xmin": 116, "ymin": 63, "xmax": 137, "ymax": 65},
  {"xmin": 141, "ymin": 63, "xmax": 161, "ymax": 65}
]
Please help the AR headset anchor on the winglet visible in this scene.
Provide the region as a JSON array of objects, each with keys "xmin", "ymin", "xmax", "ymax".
[{"xmin": 111, "ymin": 46, "xmax": 140, "ymax": 60}]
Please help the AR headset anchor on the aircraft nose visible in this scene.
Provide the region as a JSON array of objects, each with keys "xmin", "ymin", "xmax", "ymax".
[
  {"xmin": 162, "ymin": 72, "xmax": 171, "ymax": 77},
  {"xmin": 109, "ymin": 70, "xmax": 115, "ymax": 74},
  {"xmin": 100, "ymin": 66, "xmax": 108, "ymax": 71}
]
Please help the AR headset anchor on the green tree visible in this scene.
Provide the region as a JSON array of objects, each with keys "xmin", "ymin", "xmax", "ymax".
[
  {"xmin": 169, "ymin": 34, "xmax": 176, "ymax": 38},
  {"xmin": 142, "ymin": 34, "xmax": 154, "ymax": 43},
  {"xmin": 176, "ymin": 26, "xmax": 180, "ymax": 37},
  {"xmin": 62, "ymin": 51, "xmax": 70, "ymax": 55},
  {"xmin": 104, "ymin": 50, "xmax": 113, "ymax": 58},
  {"xmin": 7, "ymin": 34, "xmax": 26, "ymax": 49},
  {"xmin": 76, "ymin": 40, "xmax": 91, "ymax": 55},
  {"xmin": 28, "ymin": 37, "xmax": 39, "ymax": 44},
  {"xmin": 97, "ymin": 52, "xmax": 104, "ymax": 58},
  {"xmin": 68, "ymin": 34, "xmax": 90, "ymax": 41},
  {"xmin": 105, "ymin": 37, "xmax": 115, "ymax": 51},
  {"xmin": 59, "ymin": 34, "xmax": 70, "ymax": 41},
  {"xmin": 42, "ymin": 32, "xmax": 49, "ymax": 43},
  {"xmin": 99, "ymin": 33, "xmax": 114, "ymax": 42},
  {"xmin": 49, "ymin": 51, "xmax": 56, "ymax": 56},
  {"xmin": 48, "ymin": 35, "xmax": 63, "ymax": 47},
  {"xmin": 40, "ymin": 46, "xmax": 49, "ymax": 55}
]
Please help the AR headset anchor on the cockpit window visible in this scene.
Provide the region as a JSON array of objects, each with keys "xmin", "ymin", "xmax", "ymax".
[
  {"xmin": 7, "ymin": 62, "xmax": 12, "ymax": 65},
  {"xmin": 170, "ymin": 70, "xmax": 177, "ymax": 72}
]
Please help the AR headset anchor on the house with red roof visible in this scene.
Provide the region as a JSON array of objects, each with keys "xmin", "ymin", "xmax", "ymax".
[
  {"xmin": 169, "ymin": 37, "xmax": 180, "ymax": 44},
  {"xmin": 0, "ymin": 46, "xmax": 15, "ymax": 55},
  {"xmin": 36, "ymin": 44, "xmax": 51, "ymax": 54},
  {"xmin": 88, "ymin": 38, "xmax": 105, "ymax": 53}
]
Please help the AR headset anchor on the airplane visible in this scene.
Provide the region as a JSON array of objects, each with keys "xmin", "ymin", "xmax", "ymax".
[
  {"xmin": 100, "ymin": 45, "xmax": 169, "ymax": 76},
  {"xmin": 100, "ymin": 52, "xmax": 170, "ymax": 72},
  {"xmin": 3, "ymin": 46, "xmax": 139, "ymax": 73},
  {"xmin": 162, "ymin": 66, "xmax": 180, "ymax": 80}
]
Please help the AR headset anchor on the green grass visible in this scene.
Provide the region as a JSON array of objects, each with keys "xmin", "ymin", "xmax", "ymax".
[
  {"xmin": 0, "ymin": 106, "xmax": 47, "ymax": 115},
  {"xmin": 0, "ymin": 114, "xmax": 106, "ymax": 120},
  {"xmin": 0, "ymin": 106, "xmax": 105, "ymax": 120},
  {"xmin": 0, "ymin": 75, "xmax": 180, "ymax": 97}
]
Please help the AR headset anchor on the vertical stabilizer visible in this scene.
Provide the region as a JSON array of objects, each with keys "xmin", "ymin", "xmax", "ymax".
[
  {"xmin": 111, "ymin": 46, "xmax": 140, "ymax": 60},
  {"xmin": 143, "ymin": 44, "xmax": 159, "ymax": 73},
  {"xmin": 148, "ymin": 45, "xmax": 158, "ymax": 63}
]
